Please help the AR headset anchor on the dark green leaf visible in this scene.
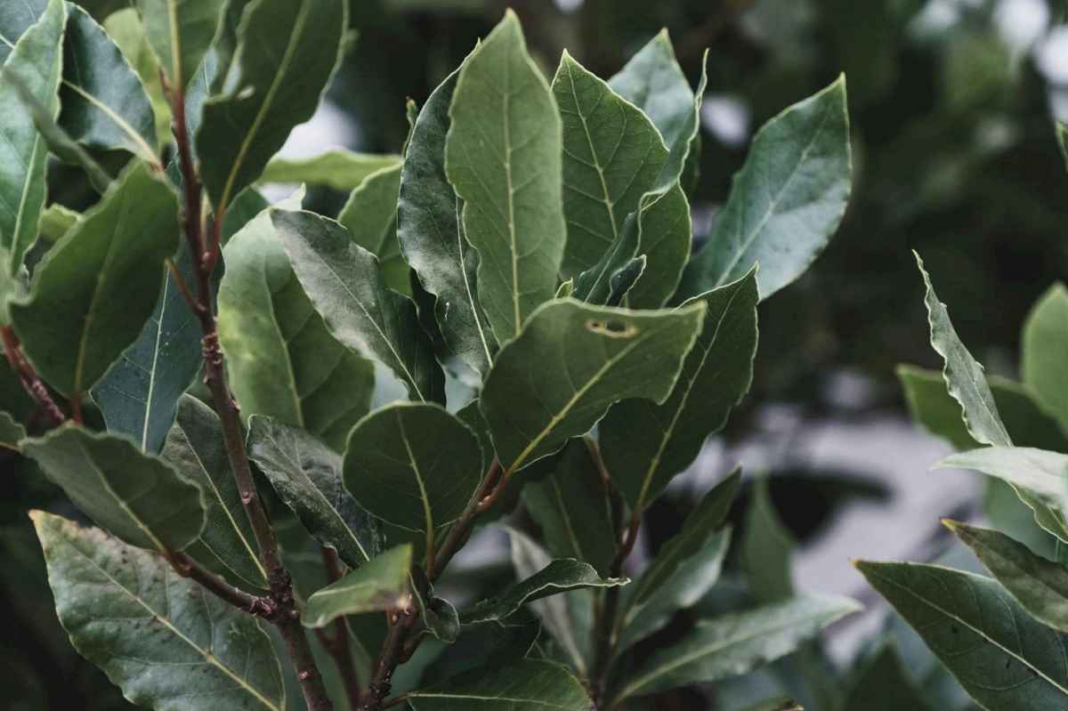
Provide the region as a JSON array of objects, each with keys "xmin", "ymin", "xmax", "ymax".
[
  {"xmin": 22, "ymin": 426, "xmax": 204, "ymax": 552},
  {"xmin": 407, "ymin": 659, "xmax": 590, "ymax": 711},
  {"xmin": 678, "ymin": 76, "xmax": 851, "ymax": 301},
  {"xmin": 411, "ymin": 567, "xmax": 460, "ymax": 644},
  {"xmin": 137, "ymin": 0, "xmax": 224, "ymax": 89},
  {"xmin": 0, "ymin": 411, "xmax": 26, "ymax": 450},
  {"xmin": 247, "ymin": 415, "xmax": 381, "ymax": 569},
  {"xmin": 842, "ymin": 644, "xmax": 931, "ymax": 711},
  {"xmin": 260, "ymin": 150, "xmax": 401, "ymax": 191},
  {"xmin": 573, "ymin": 212, "xmax": 640, "ymax": 307},
  {"xmin": 625, "ymin": 184, "xmax": 691, "ymax": 308},
  {"xmin": 602, "ymin": 271, "xmax": 757, "ymax": 510},
  {"xmin": 11, "ymin": 163, "xmax": 179, "ymax": 397},
  {"xmin": 445, "ymin": 10, "xmax": 566, "ymax": 344},
  {"xmin": 338, "ymin": 163, "xmax": 408, "ymax": 294},
  {"xmin": 32, "ymin": 511, "xmax": 284, "ymax": 710},
  {"xmin": 1022, "ymin": 283, "xmax": 1068, "ymax": 433},
  {"xmin": 743, "ymin": 476, "xmax": 796, "ymax": 603},
  {"xmin": 481, "ymin": 298, "xmax": 706, "ymax": 474},
  {"xmin": 302, "ymin": 544, "xmax": 412, "ymax": 628},
  {"xmin": 272, "ymin": 209, "xmax": 445, "ymax": 404},
  {"xmin": 858, "ymin": 560, "xmax": 1068, "ymax": 710}
]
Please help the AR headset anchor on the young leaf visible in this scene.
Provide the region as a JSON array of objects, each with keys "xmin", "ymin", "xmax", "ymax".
[
  {"xmin": 338, "ymin": 163, "xmax": 408, "ymax": 294},
  {"xmin": 218, "ymin": 204, "xmax": 375, "ymax": 451},
  {"xmin": 60, "ymin": 5, "xmax": 158, "ymax": 162},
  {"xmin": 399, "ymin": 68, "xmax": 495, "ymax": 376},
  {"xmin": 92, "ymin": 246, "xmax": 203, "ymax": 454},
  {"xmin": 551, "ymin": 51, "xmax": 668, "ymax": 276},
  {"xmin": 573, "ymin": 212, "xmax": 640, "ymax": 307},
  {"xmin": 247, "ymin": 415, "xmax": 381, "ymax": 569},
  {"xmin": 445, "ymin": 10, "xmax": 566, "ymax": 344},
  {"xmin": 260, "ymin": 150, "xmax": 401, "ymax": 191},
  {"xmin": 302, "ymin": 545, "xmax": 412, "ymax": 628},
  {"xmin": 524, "ymin": 440, "xmax": 617, "ymax": 575},
  {"xmin": 601, "ymin": 271, "xmax": 758, "ymax": 511},
  {"xmin": 936, "ymin": 447, "xmax": 1068, "ymax": 519},
  {"xmin": 198, "ymin": 0, "xmax": 346, "ymax": 215},
  {"xmin": 946, "ymin": 520, "xmax": 1068, "ymax": 633},
  {"xmin": 11, "ymin": 163, "xmax": 179, "ymax": 397},
  {"xmin": 342, "ymin": 402, "xmax": 482, "ymax": 538},
  {"xmin": 272, "ymin": 209, "xmax": 445, "ymax": 404},
  {"xmin": 842, "ymin": 645, "xmax": 932, "ymax": 711},
  {"xmin": 678, "ymin": 76, "xmax": 851, "ymax": 301},
  {"xmin": 32, "ymin": 511, "xmax": 285, "ymax": 710},
  {"xmin": 481, "ymin": 298, "xmax": 706, "ymax": 475},
  {"xmin": 625, "ymin": 184, "xmax": 691, "ymax": 308},
  {"xmin": 407, "ymin": 659, "xmax": 591, "ymax": 711},
  {"xmin": 0, "ymin": 0, "xmax": 64, "ymax": 282},
  {"xmin": 1022, "ymin": 283, "xmax": 1068, "ymax": 432},
  {"xmin": 163, "ymin": 396, "xmax": 267, "ymax": 589},
  {"xmin": 613, "ymin": 595, "xmax": 859, "ymax": 702},
  {"xmin": 0, "ymin": 411, "xmax": 26, "ymax": 451},
  {"xmin": 857, "ymin": 560, "xmax": 1068, "ymax": 710},
  {"xmin": 137, "ymin": 0, "xmax": 225, "ymax": 89},
  {"xmin": 22, "ymin": 427, "xmax": 204, "ymax": 552},
  {"xmin": 39, "ymin": 202, "xmax": 80, "ymax": 243},
  {"xmin": 411, "ymin": 567, "xmax": 460, "ymax": 643},
  {"xmin": 463, "ymin": 559, "xmax": 627, "ymax": 624}
]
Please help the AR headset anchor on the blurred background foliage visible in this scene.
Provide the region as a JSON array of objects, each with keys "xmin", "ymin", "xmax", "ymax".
[{"xmin": 6, "ymin": 0, "xmax": 1068, "ymax": 708}]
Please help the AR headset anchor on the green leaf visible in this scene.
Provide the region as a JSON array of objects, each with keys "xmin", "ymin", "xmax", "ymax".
[
  {"xmin": 260, "ymin": 150, "xmax": 401, "ymax": 191},
  {"xmin": 445, "ymin": 10, "xmax": 566, "ymax": 344},
  {"xmin": 678, "ymin": 76, "xmax": 851, "ymax": 301},
  {"xmin": 0, "ymin": 0, "xmax": 46, "ymax": 66},
  {"xmin": 524, "ymin": 440, "xmax": 617, "ymax": 575},
  {"xmin": 197, "ymin": 0, "xmax": 346, "ymax": 215},
  {"xmin": 136, "ymin": 0, "xmax": 224, "ymax": 89},
  {"xmin": 551, "ymin": 51, "xmax": 667, "ymax": 276},
  {"xmin": 399, "ymin": 68, "xmax": 495, "ymax": 376},
  {"xmin": 103, "ymin": 6, "xmax": 172, "ymax": 147},
  {"xmin": 342, "ymin": 403, "xmax": 482, "ymax": 545},
  {"xmin": 857, "ymin": 560, "xmax": 1068, "ymax": 710},
  {"xmin": 32, "ymin": 511, "xmax": 284, "ymax": 710},
  {"xmin": 0, "ymin": 0, "xmax": 64, "ymax": 281},
  {"xmin": 38, "ymin": 202, "xmax": 79, "ymax": 243},
  {"xmin": 22, "ymin": 426, "xmax": 204, "ymax": 552},
  {"xmin": 946, "ymin": 520, "xmax": 1068, "ymax": 634},
  {"xmin": 338, "ymin": 163, "xmax": 408, "ymax": 294},
  {"xmin": 218, "ymin": 203, "xmax": 375, "ymax": 452},
  {"xmin": 573, "ymin": 212, "xmax": 640, "ymax": 307},
  {"xmin": 247, "ymin": 415, "xmax": 381, "ymax": 569},
  {"xmin": 0, "ymin": 411, "xmax": 26, "ymax": 451},
  {"xmin": 60, "ymin": 4, "xmax": 158, "ymax": 162},
  {"xmin": 613, "ymin": 594, "xmax": 859, "ymax": 701},
  {"xmin": 92, "ymin": 246, "xmax": 203, "ymax": 454},
  {"xmin": 272, "ymin": 209, "xmax": 445, "ymax": 404},
  {"xmin": 1057, "ymin": 122, "xmax": 1068, "ymax": 172},
  {"xmin": 743, "ymin": 476, "xmax": 796, "ymax": 603},
  {"xmin": 1022, "ymin": 283, "xmax": 1068, "ymax": 432},
  {"xmin": 301, "ymin": 544, "xmax": 412, "ymax": 628},
  {"xmin": 411, "ymin": 567, "xmax": 460, "ymax": 643},
  {"xmin": 601, "ymin": 271, "xmax": 757, "ymax": 510},
  {"xmin": 481, "ymin": 298, "xmax": 706, "ymax": 474},
  {"xmin": 407, "ymin": 659, "xmax": 591, "ymax": 711},
  {"xmin": 463, "ymin": 559, "xmax": 626, "ymax": 624},
  {"xmin": 163, "ymin": 396, "xmax": 267, "ymax": 589},
  {"xmin": 842, "ymin": 645, "xmax": 932, "ymax": 711},
  {"xmin": 625, "ymin": 184, "xmax": 692, "ymax": 308},
  {"xmin": 11, "ymin": 163, "xmax": 179, "ymax": 397},
  {"xmin": 937, "ymin": 446, "xmax": 1068, "ymax": 519}
]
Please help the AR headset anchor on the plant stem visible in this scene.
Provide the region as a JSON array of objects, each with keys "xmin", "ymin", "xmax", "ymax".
[
  {"xmin": 318, "ymin": 547, "xmax": 364, "ymax": 709},
  {"xmin": 169, "ymin": 82, "xmax": 332, "ymax": 711},
  {"xmin": 169, "ymin": 551, "xmax": 278, "ymax": 619},
  {"xmin": 0, "ymin": 326, "xmax": 67, "ymax": 426}
]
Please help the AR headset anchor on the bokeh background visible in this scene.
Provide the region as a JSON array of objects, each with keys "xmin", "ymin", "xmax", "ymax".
[{"xmin": 6, "ymin": 0, "xmax": 1068, "ymax": 708}]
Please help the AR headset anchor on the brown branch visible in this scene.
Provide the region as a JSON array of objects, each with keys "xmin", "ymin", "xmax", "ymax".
[
  {"xmin": 168, "ymin": 80, "xmax": 333, "ymax": 711},
  {"xmin": 0, "ymin": 326, "xmax": 66, "ymax": 426},
  {"xmin": 169, "ymin": 551, "xmax": 278, "ymax": 619},
  {"xmin": 316, "ymin": 547, "xmax": 363, "ymax": 709}
]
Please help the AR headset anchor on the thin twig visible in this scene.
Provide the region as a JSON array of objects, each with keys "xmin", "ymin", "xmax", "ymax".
[
  {"xmin": 317, "ymin": 547, "xmax": 363, "ymax": 709},
  {"xmin": 165, "ymin": 258, "xmax": 204, "ymax": 314},
  {"xmin": 169, "ymin": 551, "xmax": 278, "ymax": 619},
  {"xmin": 0, "ymin": 326, "xmax": 66, "ymax": 426}
]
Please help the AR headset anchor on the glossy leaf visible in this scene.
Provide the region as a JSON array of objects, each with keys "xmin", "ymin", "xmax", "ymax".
[
  {"xmin": 11, "ymin": 163, "xmax": 179, "ymax": 397},
  {"xmin": 272, "ymin": 209, "xmax": 445, "ymax": 404},
  {"xmin": 342, "ymin": 402, "xmax": 482, "ymax": 537},
  {"xmin": 247, "ymin": 415, "xmax": 380, "ymax": 569},
  {"xmin": 32, "ymin": 511, "xmax": 284, "ymax": 710},
  {"xmin": 678, "ymin": 76, "xmax": 851, "ymax": 301},
  {"xmin": 613, "ymin": 595, "xmax": 859, "ymax": 701},
  {"xmin": 551, "ymin": 51, "xmax": 667, "ymax": 276},
  {"xmin": 198, "ymin": 0, "xmax": 346, "ymax": 215},
  {"xmin": 407, "ymin": 659, "xmax": 590, "ymax": 711},
  {"xmin": 0, "ymin": 0, "xmax": 64, "ymax": 282},
  {"xmin": 463, "ymin": 559, "xmax": 626, "ymax": 624},
  {"xmin": 137, "ymin": 0, "xmax": 224, "ymax": 88},
  {"xmin": 260, "ymin": 150, "xmax": 401, "ymax": 191},
  {"xmin": 218, "ymin": 203, "xmax": 376, "ymax": 452},
  {"xmin": 163, "ymin": 396, "xmax": 266, "ymax": 589},
  {"xmin": 60, "ymin": 5, "xmax": 157, "ymax": 161},
  {"xmin": 947, "ymin": 520, "xmax": 1068, "ymax": 633},
  {"xmin": 338, "ymin": 163, "xmax": 408, "ymax": 294},
  {"xmin": 858, "ymin": 560, "xmax": 1068, "ymax": 710},
  {"xmin": 1022, "ymin": 283, "xmax": 1068, "ymax": 432},
  {"xmin": 399, "ymin": 68, "xmax": 495, "ymax": 376},
  {"xmin": 445, "ymin": 10, "xmax": 566, "ymax": 343},
  {"xmin": 302, "ymin": 545, "xmax": 413, "ymax": 628},
  {"xmin": 481, "ymin": 298, "xmax": 706, "ymax": 474},
  {"xmin": 22, "ymin": 426, "xmax": 204, "ymax": 552},
  {"xmin": 602, "ymin": 271, "xmax": 758, "ymax": 510}
]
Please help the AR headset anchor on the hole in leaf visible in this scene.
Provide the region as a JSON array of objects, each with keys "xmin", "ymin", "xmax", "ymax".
[{"xmin": 584, "ymin": 318, "xmax": 639, "ymax": 339}]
